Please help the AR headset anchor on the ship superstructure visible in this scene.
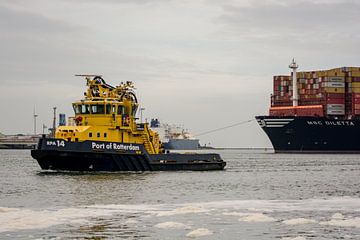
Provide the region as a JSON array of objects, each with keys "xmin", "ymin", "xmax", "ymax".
[
  {"xmin": 150, "ymin": 119, "xmax": 199, "ymax": 150},
  {"xmin": 256, "ymin": 61, "xmax": 360, "ymax": 153}
]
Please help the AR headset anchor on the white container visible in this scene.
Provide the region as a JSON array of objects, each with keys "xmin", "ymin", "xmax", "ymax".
[
  {"xmin": 326, "ymin": 109, "xmax": 345, "ymax": 115},
  {"xmin": 326, "ymin": 104, "xmax": 345, "ymax": 109},
  {"xmin": 325, "ymin": 76, "xmax": 345, "ymax": 82},
  {"xmin": 324, "ymin": 82, "xmax": 345, "ymax": 88}
]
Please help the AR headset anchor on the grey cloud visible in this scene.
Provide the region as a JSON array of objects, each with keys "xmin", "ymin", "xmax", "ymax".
[
  {"xmin": 60, "ymin": 0, "xmax": 173, "ymax": 5},
  {"xmin": 218, "ymin": 1, "xmax": 360, "ymax": 36},
  {"xmin": 0, "ymin": 5, "xmax": 80, "ymax": 35}
]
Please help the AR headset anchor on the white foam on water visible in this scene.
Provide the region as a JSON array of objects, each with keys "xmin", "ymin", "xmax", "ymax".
[
  {"xmin": 222, "ymin": 212, "xmax": 249, "ymax": 217},
  {"xmin": 85, "ymin": 204, "xmax": 159, "ymax": 212},
  {"xmin": 238, "ymin": 213, "xmax": 276, "ymax": 223},
  {"xmin": 154, "ymin": 221, "xmax": 189, "ymax": 229},
  {"xmin": 186, "ymin": 228, "xmax": 213, "ymax": 238},
  {"xmin": 191, "ymin": 197, "xmax": 360, "ymax": 212},
  {"xmin": 332, "ymin": 213, "xmax": 345, "ymax": 220},
  {"xmin": 0, "ymin": 207, "xmax": 115, "ymax": 233},
  {"xmin": 282, "ymin": 218, "xmax": 317, "ymax": 225},
  {"xmin": 281, "ymin": 237, "xmax": 306, "ymax": 240},
  {"xmin": 0, "ymin": 207, "xmax": 17, "ymax": 213},
  {"xmin": 320, "ymin": 217, "xmax": 360, "ymax": 228},
  {"xmin": 125, "ymin": 219, "xmax": 138, "ymax": 224},
  {"xmin": 247, "ymin": 207, "xmax": 274, "ymax": 213},
  {"xmin": 156, "ymin": 206, "xmax": 208, "ymax": 217},
  {"xmin": 1, "ymin": 197, "xmax": 359, "ymax": 233}
]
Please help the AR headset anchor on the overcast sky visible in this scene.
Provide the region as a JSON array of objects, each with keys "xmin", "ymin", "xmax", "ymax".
[{"xmin": 1, "ymin": 0, "xmax": 359, "ymax": 147}]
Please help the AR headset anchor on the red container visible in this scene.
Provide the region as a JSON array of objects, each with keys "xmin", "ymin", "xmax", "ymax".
[
  {"xmin": 352, "ymin": 77, "xmax": 360, "ymax": 82},
  {"xmin": 353, "ymin": 103, "xmax": 360, "ymax": 110},
  {"xmin": 354, "ymin": 109, "xmax": 360, "ymax": 115},
  {"xmin": 326, "ymin": 98, "xmax": 345, "ymax": 104},
  {"xmin": 352, "ymin": 93, "xmax": 360, "ymax": 98},
  {"xmin": 270, "ymin": 107, "xmax": 296, "ymax": 116},
  {"xmin": 270, "ymin": 105, "xmax": 324, "ymax": 117},
  {"xmin": 296, "ymin": 105, "xmax": 324, "ymax": 117},
  {"xmin": 353, "ymin": 97, "xmax": 360, "ymax": 104},
  {"xmin": 326, "ymin": 93, "xmax": 344, "ymax": 98}
]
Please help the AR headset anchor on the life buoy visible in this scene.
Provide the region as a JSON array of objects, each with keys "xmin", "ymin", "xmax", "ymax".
[
  {"xmin": 125, "ymin": 117, "xmax": 130, "ymax": 125},
  {"xmin": 75, "ymin": 116, "xmax": 83, "ymax": 123}
]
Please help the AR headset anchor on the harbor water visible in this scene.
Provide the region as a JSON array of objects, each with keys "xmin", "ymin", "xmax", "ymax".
[{"xmin": 1, "ymin": 149, "xmax": 360, "ymax": 239}]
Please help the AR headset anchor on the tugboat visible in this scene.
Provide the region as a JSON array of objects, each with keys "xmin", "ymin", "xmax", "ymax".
[{"xmin": 31, "ymin": 75, "xmax": 226, "ymax": 171}]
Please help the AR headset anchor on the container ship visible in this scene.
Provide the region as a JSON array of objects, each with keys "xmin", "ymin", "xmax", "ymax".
[
  {"xmin": 256, "ymin": 60, "xmax": 360, "ymax": 153},
  {"xmin": 31, "ymin": 75, "xmax": 226, "ymax": 171},
  {"xmin": 150, "ymin": 119, "xmax": 199, "ymax": 150}
]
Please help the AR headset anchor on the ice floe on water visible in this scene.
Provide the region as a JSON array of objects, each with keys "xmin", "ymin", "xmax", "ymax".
[
  {"xmin": 238, "ymin": 213, "xmax": 276, "ymax": 222},
  {"xmin": 282, "ymin": 218, "xmax": 317, "ymax": 225},
  {"xmin": 1, "ymin": 197, "xmax": 360, "ymax": 233},
  {"xmin": 331, "ymin": 212, "xmax": 345, "ymax": 220},
  {"xmin": 154, "ymin": 221, "xmax": 189, "ymax": 229},
  {"xmin": 0, "ymin": 207, "xmax": 17, "ymax": 213},
  {"xmin": 222, "ymin": 211, "xmax": 249, "ymax": 217},
  {"xmin": 281, "ymin": 237, "xmax": 306, "ymax": 240},
  {"xmin": 320, "ymin": 216, "xmax": 360, "ymax": 228},
  {"xmin": 124, "ymin": 219, "xmax": 138, "ymax": 224},
  {"xmin": 156, "ymin": 206, "xmax": 208, "ymax": 217},
  {"xmin": 186, "ymin": 228, "xmax": 213, "ymax": 238},
  {"xmin": 0, "ymin": 207, "xmax": 114, "ymax": 233}
]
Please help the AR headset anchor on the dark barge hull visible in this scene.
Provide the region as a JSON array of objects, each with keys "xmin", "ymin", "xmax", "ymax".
[
  {"xmin": 256, "ymin": 115, "xmax": 360, "ymax": 153},
  {"xmin": 31, "ymin": 138, "xmax": 225, "ymax": 171}
]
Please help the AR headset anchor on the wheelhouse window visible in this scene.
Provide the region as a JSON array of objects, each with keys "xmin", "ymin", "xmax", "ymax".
[
  {"xmin": 117, "ymin": 106, "xmax": 124, "ymax": 115},
  {"xmin": 132, "ymin": 105, "xmax": 138, "ymax": 117},
  {"xmin": 91, "ymin": 104, "xmax": 105, "ymax": 114},
  {"xmin": 73, "ymin": 104, "xmax": 81, "ymax": 114},
  {"xmin": 78, "ymin": 104, "xmax": 90, "ymax": 114},
  {"xmin": 106, "ymin": 104, "xmax": 112, "ymax": 114}
]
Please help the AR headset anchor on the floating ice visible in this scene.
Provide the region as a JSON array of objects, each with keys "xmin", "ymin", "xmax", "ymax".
[
  {"xmin": 320, "ymin": 217, "xmax": 360, "ymax": 228},
  {"xmin": 156, "ymin": 206, "xmax": 207, "ymax": 217},
  {"xmin": 154, "ymin": 221, "xmax": 188, "ymax": 229},
  {"xmin": 125, "ymin": 219, "xmax": 138, "ymax": 224},
  {"xmin": 332, "ymin": 213, "xmax": 345, "ymax": 220},
  {"xmin": 0, "ymin": 207, "xmax": 114, "ymax": 233},
  {"xmin": 186, "ymin": 228, "xmax": 213, "ymax": 238},
  {"xmin": 222, "ymin": 212, "xmax": 249, "ymax": 217},
  {"xmin": 281, "ymin": 237, "xmax": 306, "ymax": 240},
  {"xmin": 0, "ymin": 207, "xmax": 17, "ymax": 213},
  {"xmin": 238, "ymin": 213, "xmax": 276, "ymax": 222},
  {"xmin": 283, "ymin": 218, "xmax": 317, "ymax": 225}
]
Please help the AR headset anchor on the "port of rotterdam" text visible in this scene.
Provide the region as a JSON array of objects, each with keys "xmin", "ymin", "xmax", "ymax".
[{"xmin": 92, "ymin": 142, "xmax": 140, "ymax": 151}]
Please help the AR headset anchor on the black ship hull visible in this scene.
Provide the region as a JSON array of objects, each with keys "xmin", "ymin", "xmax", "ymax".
[
  {"xmin": 31, "ymin": 138, "xmax": 225, "ymax": 171},
  {"xmin": 256, "ymin": 116, "xmax": 360, "ymax": 153}
]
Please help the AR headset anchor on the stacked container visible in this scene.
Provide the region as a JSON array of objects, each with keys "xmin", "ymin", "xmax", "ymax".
[{"xmin": 270, "ymin": 67, "xmax": 360, "ymax": 118}]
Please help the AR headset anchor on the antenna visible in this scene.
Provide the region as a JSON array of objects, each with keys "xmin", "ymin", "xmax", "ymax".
[
  {"xmin": 289, "ymin": 59, "xmax": 299, "ymax": 107},
  {"xmin": 75, "ymin": 74, "xmax": 102, "ymax": 77},
  {"xmin": 33, "ymin": 106, "xmax": 38, "ymax": 135},
  {"xmin": 52, "ymin": 107, "xmax": 57, "ymax": 137}
]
